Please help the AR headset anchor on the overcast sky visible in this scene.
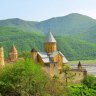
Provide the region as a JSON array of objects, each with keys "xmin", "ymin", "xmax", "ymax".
[{"xmin": 0, "ymin": 0, "xmax": 96, "ymax": 21}]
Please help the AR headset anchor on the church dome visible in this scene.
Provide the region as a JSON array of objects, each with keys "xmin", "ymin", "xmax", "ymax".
[
  {"xmin": 45, "ymin": 32, "xmax": 56, "ymax": 43},
  {"xmin": 10, "ymin": 45, "xmax": 17, "ymax": 53},
  {"xmin": 31, "ymin": 48, "xmax": 37, "ymax": 52}
]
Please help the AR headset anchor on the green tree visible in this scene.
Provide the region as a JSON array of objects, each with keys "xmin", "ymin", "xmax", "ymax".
[
  {"xmin": 0, "ymin": 59, "xmax": 48, "ymax": 96},
  {"xmin": 62, "ymin": 64, "xmax": 74, "ymax": 86},
  {"xmin": 82, "ymin": 75, "xmax": 96, "ymax": 89}
]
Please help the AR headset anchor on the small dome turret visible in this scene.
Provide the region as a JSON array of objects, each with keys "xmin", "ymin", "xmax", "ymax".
[
  {"xmin": 9, "ymin": 45, "xmax": 18, "ymax": 62},
  {"xmin": 78, "ymin": 61, "xmax": 82, "ymax": 69},
  {"xmin": 31, "ymin": 48, "xmax": 37, "ymax": 52},
  {"xmin": 10, "ymin": 45, "xmax": 17, "ymax": 53}
]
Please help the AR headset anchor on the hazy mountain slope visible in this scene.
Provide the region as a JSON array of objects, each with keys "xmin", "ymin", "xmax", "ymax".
[
  {"xmin": 0, "ymin": 13, "xmax": 96, "ymax": 42},
  {"xmin": 0, "ymin": 26, "xmax": 44, "ymax": 57},
  {"xmin": 74, "ymin": 26, "xmax": 96, "ymax": 43},
  {"xmin": 34, "ymin": 13, "xmax": 96, "ymax": 36},
  {"xmin": 56, "ymin": 36, "xmax": 96, "ymax": 60},
  {"xmin": 0, "ymin": 26, "xmax": 96, "ymax": 60},
  {"xmin": 0, "ymin": 13, "xmax": 96, "ymax": 35},
  {"xmin": 0, "ymin": 18, "xmax": 40, "ymax": 32}
]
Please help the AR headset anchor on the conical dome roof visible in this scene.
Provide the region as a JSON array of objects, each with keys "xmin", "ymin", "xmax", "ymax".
[
  {"xmin": 78, "ymin": 61, "xmax": 82, "ymax": 69},
  {"xmin": 10, "ymin": 45, "xmax": 17, "ymax": 53},
  {"xmin": 78, "ymin": 61, "xmax": 82, "ymax": 66},
  {"xmin": 0, "ymin": 47, "xmax": 3, "ymax": 51},
  {"xmin": 31, "ymin": 48, "xmax": 37, "ymax": 52},
  {"xmin": 45, "ymin": 32, "xmax": 56, "ymax": 43},
  {"xmin": 0, "ymin": 47, "xmax": 4, "ymax": 56}
]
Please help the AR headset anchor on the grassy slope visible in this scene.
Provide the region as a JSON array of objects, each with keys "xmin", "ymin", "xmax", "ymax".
[
  {"xmin": 34, "ymin": 13, "xmax": 96, "ymax": 37},
  {"xmin": 0, "ymin": 18, "xmax": 38, "ymax": 31},
  {"xmin": 0, "ymin": 26, "xmax": 44, "ymax": 57},
  {"xmin": 56, "ymin": 36, "xmax": 96, "ymax": 60},
  {"xmin": 0, "ymin": 26, "xmax": 96, "ymax": 60}
]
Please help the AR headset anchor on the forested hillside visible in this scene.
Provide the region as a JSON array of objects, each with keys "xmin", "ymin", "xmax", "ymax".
[{"xmin": 0, "ymin": 13, "xmax": 96, "ymax": 60}]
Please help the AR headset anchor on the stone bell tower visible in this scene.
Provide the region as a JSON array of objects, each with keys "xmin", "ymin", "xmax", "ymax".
[
  {"xmin": 0, "ymin": 47, "xmax": 5, "ymax": 67},
  {"xmin": 44, "ymin": 32, "xmax": 57, "ymax": 53},
  {"xmin": 9, "ymin": 45, "xmax": 18, "ymax": 62}
]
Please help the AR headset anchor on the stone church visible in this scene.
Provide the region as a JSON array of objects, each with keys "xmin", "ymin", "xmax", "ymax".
[
  {"xmin": 31, "ymin": 32, "xmax": 87, "ymax": 82},
  {"xmin": 31, "ymin": 32, "xmax": 68, "ymax": 70}
]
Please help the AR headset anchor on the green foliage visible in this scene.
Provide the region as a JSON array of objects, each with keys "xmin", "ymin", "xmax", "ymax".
[
  {"xmin": 0, "ymin": 59, "xmax": 69, "ymax": 96},
  {"xmin": 69, "ymin": 85, "xmax": 96, "ymax": 96},
  {"xmin": 0, "ymin": 59, "xmax": 48, "ymax": 96},
  {"xmin": 68, "ymin": 75, "xmax": 96, "ymax": 96},
  {"xmin": 0, "ymin": 26, "xmax": 96, "ymax": 60},
  {"xmin": 62, "ymin": 65, "xmax": 75, "ymax": 86},
  {"xmin": 0, "ymin": 18, "xmax": 39, "ymax": 32},
  {"xmin": 0, "ymin": 13, "xmax": 96, "ymax": 96},
  {"xmin": 0, "ymin": 59, "xmax": 96, "ymax": 96},
  {"xmin": 82, "ymin": 75, "xmax": 96, "ymax": 89},
  {"xmin": 0, "ymin": 26, "xmax": 44, "ymax": 58},
  {"xmin": 56, "ymin": 36, "xmax": 96, "ymax": 60}
]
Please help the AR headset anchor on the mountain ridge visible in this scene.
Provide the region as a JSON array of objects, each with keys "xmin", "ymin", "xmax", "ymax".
[
  {"xmin": 0, "ymin": 13, "xmax": 96, "ymax": 22},
  {"xmin": 0, "ymin": 13, "xmax": 96, "ymax": 41}
]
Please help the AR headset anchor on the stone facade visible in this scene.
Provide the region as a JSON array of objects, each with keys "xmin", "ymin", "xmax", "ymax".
[
  {"xmin": 0, "ymin": 45, "xmax": 18, "ymax": 68},
  {"xmin": 69, "ymin": 62, "xmax": 87, "ymax": 83},
  {"xmin": 9, "ymin": 45, "xmax": 18, "ymax": 62},
  {"xmin": 70, "ymin": 69, "xmax": 87, "ymax": 83},
  {"xmin": 44, "ymin": 42, "xmax": 57, "ymax": 53},
  {"xmin": 0, "ymin": 47, "xmax": 5, "ymax": 67},
  {"xmin": 31, "ymin": 32, "xmax": 68, "ymax": 69}
]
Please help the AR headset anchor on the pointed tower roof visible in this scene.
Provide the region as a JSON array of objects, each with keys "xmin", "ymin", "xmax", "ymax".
[
  {"xmin": 10, "ymin": 45, "xmax": 17, "ymax": 53},
  {"xmin": 78, "ymin": 61, "xmax": 81, "ymax": 66},
  {"xmin": 0, "ymin": 46, "xmax": 3, "ymax": 50},
  {"xmin": 31, "ymin": 48, "xmax": 37, "ymax": 52},
  {"xmin": 78, "ymin": 61, "xmax": 82, "ymax": 69},
  {"xmin": 45, "ymin": 32, "xmax": 56, "ymax": 43},
  {"xmin": 0, "ymin": 47, "xmax": 4, "ymax": 56}
]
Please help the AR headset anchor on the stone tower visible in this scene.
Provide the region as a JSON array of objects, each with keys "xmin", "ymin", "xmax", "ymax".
[
  {"xmin": 78, "ymin": 61, "xmax": 82, "ymax": 69},
  {"xmin": 9, "ymin": 45, "xmax": 18, "ymax": 62},
  {"xmin": 31, "ymin": 48, "xmax": 37, "ymax": 62},
  {"xmin": 0, "ymin": 47, "xmax": 5, "ymax": 66},
  {"xmin": 44, "ymin": 32, "xmax": 57, "ymax": 53}
]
